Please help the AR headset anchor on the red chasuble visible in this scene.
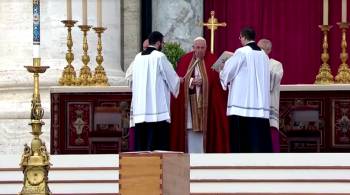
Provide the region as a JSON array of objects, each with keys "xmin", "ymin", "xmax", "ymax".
[{"xmin": 170, "ymin": 51, "xmax": 230, "ymax": 153}]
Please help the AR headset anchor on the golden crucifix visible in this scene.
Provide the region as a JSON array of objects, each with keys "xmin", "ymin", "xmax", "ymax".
[{"xmin": 199, "ymin": 11, "xmax": 227, "ymax": 54}]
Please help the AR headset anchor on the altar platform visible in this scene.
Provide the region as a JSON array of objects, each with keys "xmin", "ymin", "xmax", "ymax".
[
  {"xmin": 1, "ymin": 153, "xmax": 350, "ymax": 194},
  {"xmin": 50, "ymin": 86, "xmax": 131, "ymax": 154},
  {"xmin": 50, "ymin": 84, "xmax": 350, "ymax": 154},
  {"xmin": 279, "ymin": 84, "xmax": 350, "ymax": 152}
]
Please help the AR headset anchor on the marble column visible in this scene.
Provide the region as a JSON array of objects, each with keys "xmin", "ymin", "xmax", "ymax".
[
  {"xmin": 152, "ymin": 0, "xmax": 204, "ymax": 52},
  {"xmin": 0, "ymin": 0, "xmax": 126, "ymax": 154},
  {"xmin": 122, "ymin": 0, "xmax": 141, "ymax": 72}
]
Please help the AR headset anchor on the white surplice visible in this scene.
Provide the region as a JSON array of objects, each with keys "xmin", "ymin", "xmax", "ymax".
[
  {"xmin": 187, "ymin": 59, "xmax": 204, "ymax": 153},
  {"xmin": 129, "ymin": 48, "xmax": 180, "ymax": 127},
  {"xmin": 269, "ymin": 58, "xmax": 283, "ymax": 129},
  {"xmin": 219, "ymin": 44, "xmax": 270, "ymax": 119},
  {"xmin": 125, "ymin": 60, "xmax": 134, "ymax": 89}
]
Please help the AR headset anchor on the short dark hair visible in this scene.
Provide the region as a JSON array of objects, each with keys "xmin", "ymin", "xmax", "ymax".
[
  {"xmin": 240, "ymin": 27, "xmax": 256, "ymax": 41},
  {"xmin": 148, "ymin": 31, "xmax": 164, "ymax": 45}
]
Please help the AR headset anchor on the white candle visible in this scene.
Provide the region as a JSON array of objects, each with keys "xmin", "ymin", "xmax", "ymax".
[
  {"xmin": 82, "ymin": 0, "xmax": 87, "ymax": 25},
  {"xmin": 342, "ymin": 0, "xmax": 347, "ymax": 22},
  {"xmin": 67, "ymin": 0, "xmax": 72, "ymax": 20},
  {"xmin": 323, "ymin": 0, "xmax": 328, "ymax": 25},
  {"xmin": 97, "ymin": 0, "xmax": 102, "ymax": 27}
]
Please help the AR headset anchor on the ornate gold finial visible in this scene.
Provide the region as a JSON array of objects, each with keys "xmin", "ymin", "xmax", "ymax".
[
  {"xmin": 20, "ymin": 65, "xmax": 52, "ymax": 195},
  {"xmin": 76, "ymin": 25, "xmax": 93, "ymax": 86},
  {"xmin": 59, "ymin": 20, "xmax": 78, "ymax": 86},
  {"xmin": 315, "ymin": 25, "xmax": 334, "ymax": 84},
  {"xmin": 335, "ymin": 22, "xmax": 350, "ymax": 83},
  {"xmin": 199, "ymin": 11, "xmax": 226, "ymax": 54},
  {"xmin": 91, "ymin": 27, "xmax": 109, "ymax": 86}
]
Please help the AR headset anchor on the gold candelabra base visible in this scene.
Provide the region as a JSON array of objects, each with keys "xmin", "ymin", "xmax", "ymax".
[
  {"xmin": 335, "ymin": 22, "xmax": 350, "ymax": 84},
  {"xmin": 76, "ymin": 25, "xmax": 93, "ymax": 86},
  {"xmin": 19, "ymin": 64, "xmax": 52, "ymax": 195},
  {"xmin": 315, "ymin": 25, "xmax": 334, "ymax": 84},
  {"xmin": 91, "ymin": 27, "xmax": 109, "ymax": 86},
  {"xmin": 335, "ymin": 63, "xmax": 350, "ymax": 83},
  {"xmin": 59, "ymin": 20, "xmax": 78, "ymax": 86}
]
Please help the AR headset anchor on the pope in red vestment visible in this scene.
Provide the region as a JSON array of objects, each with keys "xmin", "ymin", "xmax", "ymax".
[{"xmin": 170, "ymin": 37, "xmax": 230, "ymax": 153}]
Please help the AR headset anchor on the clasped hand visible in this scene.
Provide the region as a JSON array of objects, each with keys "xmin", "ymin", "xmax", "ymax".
[
  {"xmin": 180, "ymin": 77, "xmax": 184, "ymax": 83},
  {"xmin": 191, "ymin": 77, "xmax": 202, "ymax": 86}
]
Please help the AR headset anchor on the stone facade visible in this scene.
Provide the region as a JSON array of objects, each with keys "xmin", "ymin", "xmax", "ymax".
[
  {"xmin": 0, "ymin": 0, "xmax": 141, "ymax": 154},
  {"xmin": 122, "ymin": 0, "xmax": 141, "ymax": 72},
  {"xmin": 152, "ymin": 0, "xmax": 204, "ymax": 52}
]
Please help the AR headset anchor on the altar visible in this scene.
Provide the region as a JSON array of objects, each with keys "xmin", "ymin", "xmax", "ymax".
[
  {"xmin": 50, "ymin": 84, "xmax": 350, "ymax": 154},
  {"xmin": 50, "ymin": 86, "xmax": 131, "ymax": 154},
  {"xmin": 279, "ymin": 84, "xmax": 350, "ymax": 152}
]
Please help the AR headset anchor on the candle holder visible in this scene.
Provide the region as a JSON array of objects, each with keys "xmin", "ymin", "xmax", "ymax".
[
  {"xmin": 91, "ymin": 27, "xmax": 109, "ymax": 86},
  {"xmin": 59, "ymin": 20, "xmax": 78, "ymax": 86},
  {"xmin": 335, "ymin": 22, "xmax": 350, "ymax": 83},
  {"xmin": 315, "ymin": 25, "xmax": 334, "ymax": 84},
  {"xmin": 76, "ymin": 25, "xmax": 93, "ymax": 86},
  {"xmin": 19, "ymin": 65, "xmax": 52, "ymax": 195}
]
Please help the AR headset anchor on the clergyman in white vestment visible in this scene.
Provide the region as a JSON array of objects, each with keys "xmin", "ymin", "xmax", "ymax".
[
  {"xmin": 258, "ymin": 39, "xmax": 283, "ymax": 153},
  {"xmin": 125, "ymin": 39, "xmax": 149, "ymax": 89},
  {"xmin": 125, "ymin": 39, "xmax": 149, "ymax": 152},
  {"xmin": 218, "ymin": 27, "xmax": 273, "ymax": 153},
  {"xmin": 130, "ymin": 31, "xmax": 181, "ymax": 151}
]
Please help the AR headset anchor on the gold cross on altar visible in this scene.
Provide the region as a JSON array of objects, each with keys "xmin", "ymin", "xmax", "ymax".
[{"xmin": 199, "ymin": 11, "xmax": 226, "ymax": 54}]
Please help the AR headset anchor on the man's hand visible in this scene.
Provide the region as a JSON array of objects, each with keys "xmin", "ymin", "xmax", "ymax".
[{"xmin": 191, "ymin": 77, "xmax": 202, "ymax": 86}]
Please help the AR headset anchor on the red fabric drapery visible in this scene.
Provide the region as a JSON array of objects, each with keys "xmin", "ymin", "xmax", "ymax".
[{"xmin": 204, "ymin": 0, "xmax": 325, "ymax": 84}]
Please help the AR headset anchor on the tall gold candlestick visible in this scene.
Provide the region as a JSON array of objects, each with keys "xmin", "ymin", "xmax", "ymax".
[
  {"xmin": 19, "ymin": 65, "xmax": 52, "ymax": 195},
  {"xmin": 335, "ymin": 22, "xmax": 350, "ymax": 83},
  {"xmin": 91, "ymin": 27, "xmax": 109, "ymax": 86},
  {"xmin": 76, "ymin": 25, "xmax": 93, "ymax": 86},
  {"xmin": 315, "ymin": 25, "xmax": 334, "ymax": 84},
  {"xmin": 59, "ymin": 20, "xmax": 78, "ymax": 86}
]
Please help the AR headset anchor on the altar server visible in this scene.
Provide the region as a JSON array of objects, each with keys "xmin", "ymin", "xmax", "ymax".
[
  {"xmin": 258, "ymin": 39, "xmax": 284, "ymax": 153},
  {"xmin": 125, "ymin": 39, "xmax": 149, "ymax": 151},
  {"xmin": 217, "ymin": 27, "xmax": 273, "ymax": 153},
  {"xmin": 130, "ymin": 31, "xmax": 181, "ymax": 151}
]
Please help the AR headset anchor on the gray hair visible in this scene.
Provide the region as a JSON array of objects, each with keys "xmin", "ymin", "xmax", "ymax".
[{"xmin": 259, "ymin": 39, "xmax": 272, "ymax": 50}]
